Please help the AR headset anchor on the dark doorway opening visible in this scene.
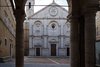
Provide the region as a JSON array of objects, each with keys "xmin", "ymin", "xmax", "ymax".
[
  {"xmin": 51, "ymin": 44, "xmax": 56, "ymax": 56},
  {"xmin": 67, "ymin": 47, "xmax": 70, "ymax": 56},
  {"xmin": 36, "ymin": 48, "xmax": 40, "ymax": 56}
]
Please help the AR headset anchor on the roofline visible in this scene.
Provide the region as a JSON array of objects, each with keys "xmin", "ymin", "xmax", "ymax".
[{"xmin": 28, "ymin": 2, "xmax": 68, "ymax": 18}]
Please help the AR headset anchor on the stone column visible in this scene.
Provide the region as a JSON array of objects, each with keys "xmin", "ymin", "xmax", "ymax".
[
  {"xmin": 32, "ymin": 25, "xmax": 34, "ymax": 48},
  {"xmin": 29, "ymin": 37, "xmax": 32, "ymax": 48},
  {"xmin": 79, "ymin": 16, "xmax": 85, "ymax": 67},
  {"xmin": 15, "ymin": 9, "xmax": 25, "ymax": 67},
  {"xmin": 43, "ymin": 24, "xmax": 48, "ymax": 48},
  {"xmin": 32, "ymin": 37, "xmax": 34, "ymax": 48},
  {"xmin": 29, "ymin": 25, "xmax": 33, "ymax": 48},
  {"xmin": 60, "ymin": 25, "xmax": 64, "ymax": 48},
  {"xmin": 70, "ymin": 15, "xmax": 80, "ymax": 67},
  {"xmin": 44, "ymin": 25, "xmax": 47, "ymax": 35},
  {"xmin": 61, "ymin": 25, "xmax": 63, "ymax": 35},
  {"xmin": 84, "ymin": 9, "xmax": 96, "ymax": 67}
]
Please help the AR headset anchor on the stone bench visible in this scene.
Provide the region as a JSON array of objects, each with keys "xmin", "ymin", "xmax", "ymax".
[{"xmin": 0, "ymin": 56, "xmax": 11, "ymax": 63}]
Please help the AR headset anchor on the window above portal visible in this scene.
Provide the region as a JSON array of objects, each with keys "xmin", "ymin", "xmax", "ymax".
[
  {"xmin": 48, "ymin": 21, "xmax": 59, "ymax": 30},
  {"xmin": 51, "ymin": 23, "xmax": 56, "ymax": 29}
]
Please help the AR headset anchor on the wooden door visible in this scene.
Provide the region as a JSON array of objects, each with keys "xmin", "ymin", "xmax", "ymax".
[
  {"xmin": 51, "ymin": 44, "xmax": 56, "ymax": 56},
  {"xmin": 36, "ymin": 48, "xmax": 40, "ymax": 56}
]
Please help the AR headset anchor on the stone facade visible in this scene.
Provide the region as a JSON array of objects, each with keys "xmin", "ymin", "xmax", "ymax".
[
  {"xmin": 25, "ymin": 1, "xmax": 70, "ymax": 57},
  {"xmin": 0, "ymin": 0, "xmax": 16, "ymax": 58}
]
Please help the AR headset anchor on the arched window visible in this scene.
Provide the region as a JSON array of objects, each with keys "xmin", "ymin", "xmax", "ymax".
[
  {"xmin": 33, "ymin": 21, "xmax": 43, "ymax": 35},
  {"xmin": 29, "ymin": 2, "xmax": 31, "ymax": 9}
]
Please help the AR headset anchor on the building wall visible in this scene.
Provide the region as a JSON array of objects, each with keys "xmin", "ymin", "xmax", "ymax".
[
  {"xmin": 27, "ymin": 2, "xmax": 70, "ymax": 57},
  {"xmin": 0, "ymin": 0, "xmax": 16, "ymax": 58},
  {"xmin": 29, "ymin": 19, "xmax": 70, "ymax": 57},
  {"xmin": 24, "ymin": 21, "xmax": 29, "ymax": 56}
]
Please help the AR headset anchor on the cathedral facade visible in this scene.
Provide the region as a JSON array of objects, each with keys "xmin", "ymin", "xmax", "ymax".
[{"xmin": 25, "ymin": 1, "xmax": 70, "ymax": 57}]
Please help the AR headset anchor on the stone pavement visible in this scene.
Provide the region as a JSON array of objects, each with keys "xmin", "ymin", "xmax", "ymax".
[
  {"xmin": 0, "ymin": 56, "xmax": 70, "ymax": 67},
  {"xmin": 0, "ymin": 63, "xmax": 70, "ymax": 67},
  {"xmin": 7, "ymin": 56, "xmax": 69, "ymax": 64},
  {"xmin": 24, "ymin": 57, "xmax": 70, "ymax": 64}
]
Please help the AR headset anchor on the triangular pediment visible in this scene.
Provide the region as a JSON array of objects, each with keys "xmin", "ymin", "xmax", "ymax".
[{"xmin": 28, "ymin": 2, "xmax": 68, "ymax": 19}]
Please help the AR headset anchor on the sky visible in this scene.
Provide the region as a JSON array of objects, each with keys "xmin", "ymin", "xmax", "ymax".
[{"xmin": 34, "ymin": 0, "xmax": 68, "ymax": 13}]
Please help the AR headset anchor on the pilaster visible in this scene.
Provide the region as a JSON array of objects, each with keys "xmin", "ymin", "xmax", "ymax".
[
  {"xmin": 44, "ymin": 36, "xmax": 48, "ymax": 48},
  {"xmin": 61, "ymin": 36, "xmax": 64, "ymax": 48},
  {"xmin": 44, "ymin": 25, "xmax": 47, "ymax": 35}
]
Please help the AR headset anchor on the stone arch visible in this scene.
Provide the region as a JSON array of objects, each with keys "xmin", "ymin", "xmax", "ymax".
[
  {"xmin": 33, "ymin": 20, "xmax": 43, "ymax": 26},
  {"xmin": 47, "ymin": 21, "xmax": 60, "ymax": 36},
  {"xmin": 48, "ymin": 21, "xmax": 60, "ymax": 27},
  {"xmin": 33, "ymin": 21, "xmax": 43, "ymax": 36}
]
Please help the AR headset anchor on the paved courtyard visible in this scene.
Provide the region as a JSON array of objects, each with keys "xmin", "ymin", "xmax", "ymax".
[
  {"xmin": 0, "ymin": 63, "xmax": 70, "ymax": 67},
  {"xmin": 24, "ymin": 57, "xmax": 70, "ymax": 64},
  {"xmin": 0, "ymin": 56, "xmax": 70, "ymax": 67},
  {"xmin": 6, "ymin": 56, "xmax": 70, "ymax": 64}
]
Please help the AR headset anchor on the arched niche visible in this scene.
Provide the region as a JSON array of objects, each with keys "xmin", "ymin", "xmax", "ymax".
[
  {"xmin": 33, "ymin": 21, "xmax": 43, "ymax": 36},
  {"xmin": 63, "ymin": 22, "xmax": 70, "ymax": 36}
]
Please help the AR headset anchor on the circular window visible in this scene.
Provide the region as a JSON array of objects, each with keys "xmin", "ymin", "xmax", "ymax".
[{"xmin": 49, "ymin": 6, "xmax": 58, "ymax": 16}]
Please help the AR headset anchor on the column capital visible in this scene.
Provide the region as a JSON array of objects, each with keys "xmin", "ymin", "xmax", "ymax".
[
  {"xmin": 67, "ymin": 11, "xmax": 82, "ymax": 19},
  {"xmin": 67, "ymin": 13, "xmax": 81, "ymax": 24},
  {"xmin": 83, "ymin": 4, "xmax": 98, "ymax": 15}
]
